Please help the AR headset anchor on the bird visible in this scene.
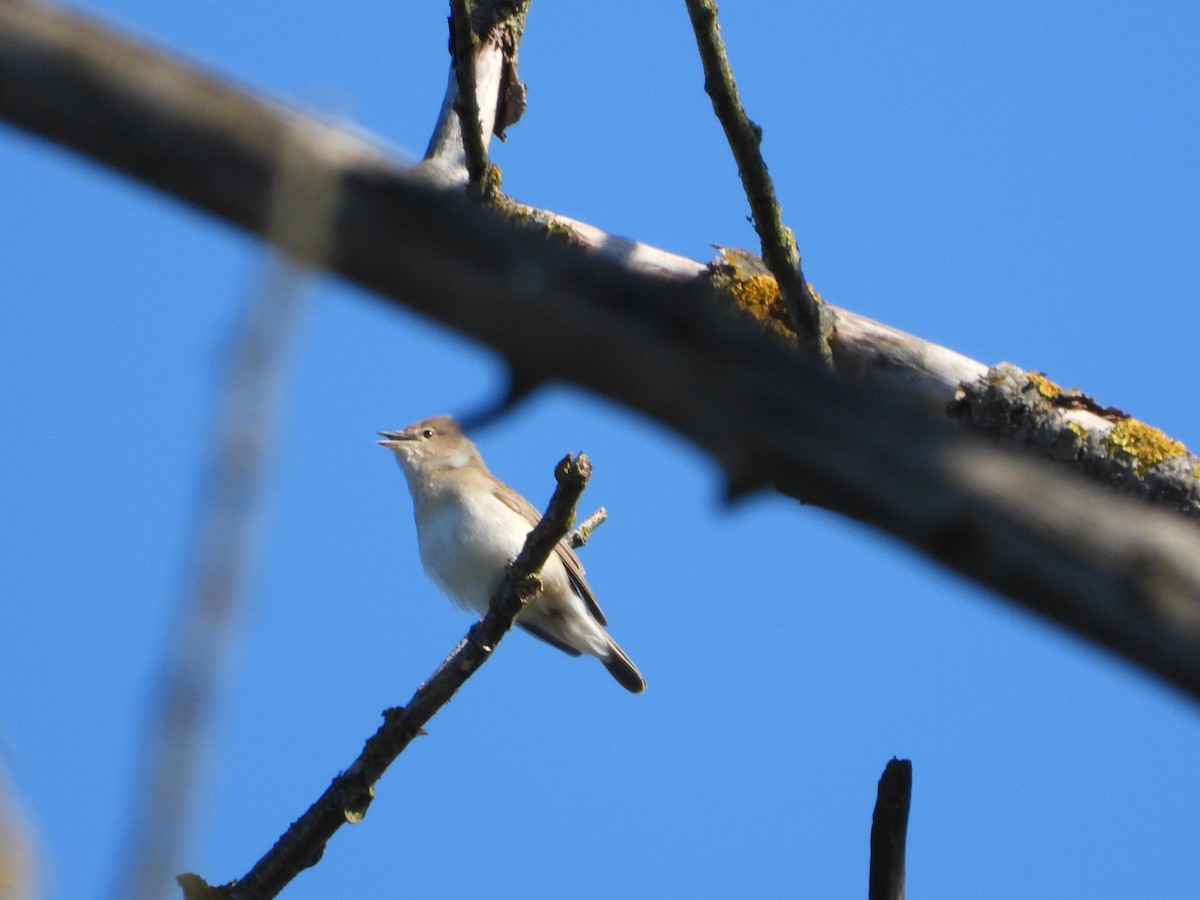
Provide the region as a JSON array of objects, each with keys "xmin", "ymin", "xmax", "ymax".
[{"xmin": 377, "ymin": 415, "xmax": 646, "ymax": 693}]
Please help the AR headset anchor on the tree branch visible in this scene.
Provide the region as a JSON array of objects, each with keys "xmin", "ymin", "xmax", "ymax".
[
  {"xmin": 449, "ymin": 0, "xmax": 495, "ymax": 197},
  {"xmin": 684, "ymin": 0, "xmax": 830, "ymax": 362},
  {"xmin": 192, "ymin": 454, "xmax": 594, "ymax": 899},
  {"xmin": 869, "ymin": 759, "xmax": 912, "ymax": 900},
  {"xmin": 569, "ymin": 507, "xmax": 608, "ymax": 549},
  {"xmin": 0, "ymin": 0, "xmax": 975, "ymax": 410},
  {"xmin": 3, "ymin": 3, "xmax": 1200, "ymax": 701},
  {"xmin": 951, "ymin": 363, "xmax": 1200, "ymax": 521},
  {"xmin": 421, "ymin": 0, "xmax": 529, "ymax": 188}
]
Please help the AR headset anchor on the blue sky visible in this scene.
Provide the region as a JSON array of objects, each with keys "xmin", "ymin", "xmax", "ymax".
[{"xmin": 3, "ymin": 2, "xmax": 1200, "ymax": 897}]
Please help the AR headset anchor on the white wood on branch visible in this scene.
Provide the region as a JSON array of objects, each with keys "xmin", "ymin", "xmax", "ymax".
[
  {"xmin": 421, "ymin": 44, "xmax": 504, "ymax": 185},
  {"xmin": 2, "ymin": 1, "xmax": 1200, "ymax": 699}
]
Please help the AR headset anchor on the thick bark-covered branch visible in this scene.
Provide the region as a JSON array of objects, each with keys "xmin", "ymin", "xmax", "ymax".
[
  {"xmin": 3, "ymin": 3, "xmax": 1200, "ymax": 701},
  {"xmin": 0, "ymin": 0, "xmax": 979, "ymax": 409}
]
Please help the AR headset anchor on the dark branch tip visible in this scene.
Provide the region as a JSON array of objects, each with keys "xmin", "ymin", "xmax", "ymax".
[{"xmin": 556, "ymin": 452, "xmax": 592, "ymax": 487}]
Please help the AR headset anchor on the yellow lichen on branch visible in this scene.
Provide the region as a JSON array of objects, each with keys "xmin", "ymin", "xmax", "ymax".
[
  {"xmin": 1027, "ymin": 372, "xmax": 1063, "ymax": 400},
  {"xmin": 728, "ymin": 274, "xmax": 791, "ymax": 337},
  {"xmin": 708, "ymin": 246, "xmax": 827, "ymax": 341},
  {"xmin": 1104, "ymin": 418, "xmax": 1187, "ymax": 475}
]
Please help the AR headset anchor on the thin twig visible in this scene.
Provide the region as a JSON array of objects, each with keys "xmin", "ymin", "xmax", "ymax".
[
  {"xmin": 449, "ymin": 0, "xmax": 495, "ymax": 197},
  {"xmin": 208, "ymin": 454, "xmax": 593, "ymax": 900},
  {"xmin": 569, "ymin": 507, "xmax": 608, "ymax": 549},
  {"xmin": 683, "ymin": 0, "xmax": 831, "ymax": 363},
  {"xmin": 113, "ymin": 120, "xmax": 336, "ymax": 900},
  {"xmin": 869, "ymin": 758, "xmax": 912, "ymax": 900}
]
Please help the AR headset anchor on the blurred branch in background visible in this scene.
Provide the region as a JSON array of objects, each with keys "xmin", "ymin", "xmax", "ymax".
[
  {"xmin": 112, "ymin": 122, "xmax": 339, "ymax": 900},
  {"xmin": 0, "ymin": 765, "xmax": 37, "ymax": 900}
]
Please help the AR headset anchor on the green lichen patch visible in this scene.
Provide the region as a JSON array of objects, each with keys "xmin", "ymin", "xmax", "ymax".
[{"xmin": 1104, "ymin": 418, "xmax": 1187, "ymax": 476}]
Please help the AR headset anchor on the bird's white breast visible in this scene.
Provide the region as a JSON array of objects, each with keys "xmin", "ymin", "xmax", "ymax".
[{"xmin": 416, "ymin": 488, "xmax": 534, "ymax": 615}]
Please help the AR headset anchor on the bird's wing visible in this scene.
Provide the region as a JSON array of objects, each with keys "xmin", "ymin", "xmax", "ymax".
[{"xmin": 491, "ymin": 484, "xmax": 609, "ymax": 626}]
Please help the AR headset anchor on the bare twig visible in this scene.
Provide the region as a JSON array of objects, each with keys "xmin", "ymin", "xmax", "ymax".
[
  {"xmin": 196, "ymin": 454, "xmax": 594, "ymax": 900},
  {"xmin": 683, "ymin": 0, "xmax": 831, "ymax": 363},
  {"xmin": 112, "ymin": 120, "xmax": 336, "ymax": 900},
  {"xmin": 869, "ymin": 759, "xmax": 912, "ymax": 900},
  {"xmin": 449, "ymin": 0, "xmax": 496, "ymax": 197},
  {"xmin": 569, "ymin": 507, "xmax": 608, "ymax": 549},
  {"xmin": 421, "ymin": 0, "xmax": 530, "ymax": 187},
  {"xmin": 4, "ymin": 3, "xmax": 1200, "ymax": 701}
]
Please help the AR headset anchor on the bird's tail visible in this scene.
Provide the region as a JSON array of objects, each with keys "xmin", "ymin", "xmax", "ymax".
[{"xmin": 603, "ymin": 637, "xmax": 646, "ymax": 693}]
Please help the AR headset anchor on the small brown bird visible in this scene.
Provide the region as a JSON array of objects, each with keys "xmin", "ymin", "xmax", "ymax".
[{"xmin": 378, "ymin": 415, "xmax": 645, "ymax": 693}]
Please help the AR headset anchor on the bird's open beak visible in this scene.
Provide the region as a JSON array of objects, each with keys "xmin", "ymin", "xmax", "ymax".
[{"xmin": 377, "ymin": 429, "xmax": 412, "ymax": 448}]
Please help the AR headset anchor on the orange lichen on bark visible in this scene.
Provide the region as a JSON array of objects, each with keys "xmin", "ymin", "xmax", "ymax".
[
  {"xmin": 708, "ymin": 246, "xmax": 825, "ymax": 340},
  {"xmin": 728, "ymin": 273, "xmax": 793, "ymax": 337}
]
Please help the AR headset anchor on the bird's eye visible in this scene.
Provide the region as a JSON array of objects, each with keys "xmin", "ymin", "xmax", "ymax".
[{"xmin": 421, "ymin": 428, "xmax": 436, "ymax": 439}]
